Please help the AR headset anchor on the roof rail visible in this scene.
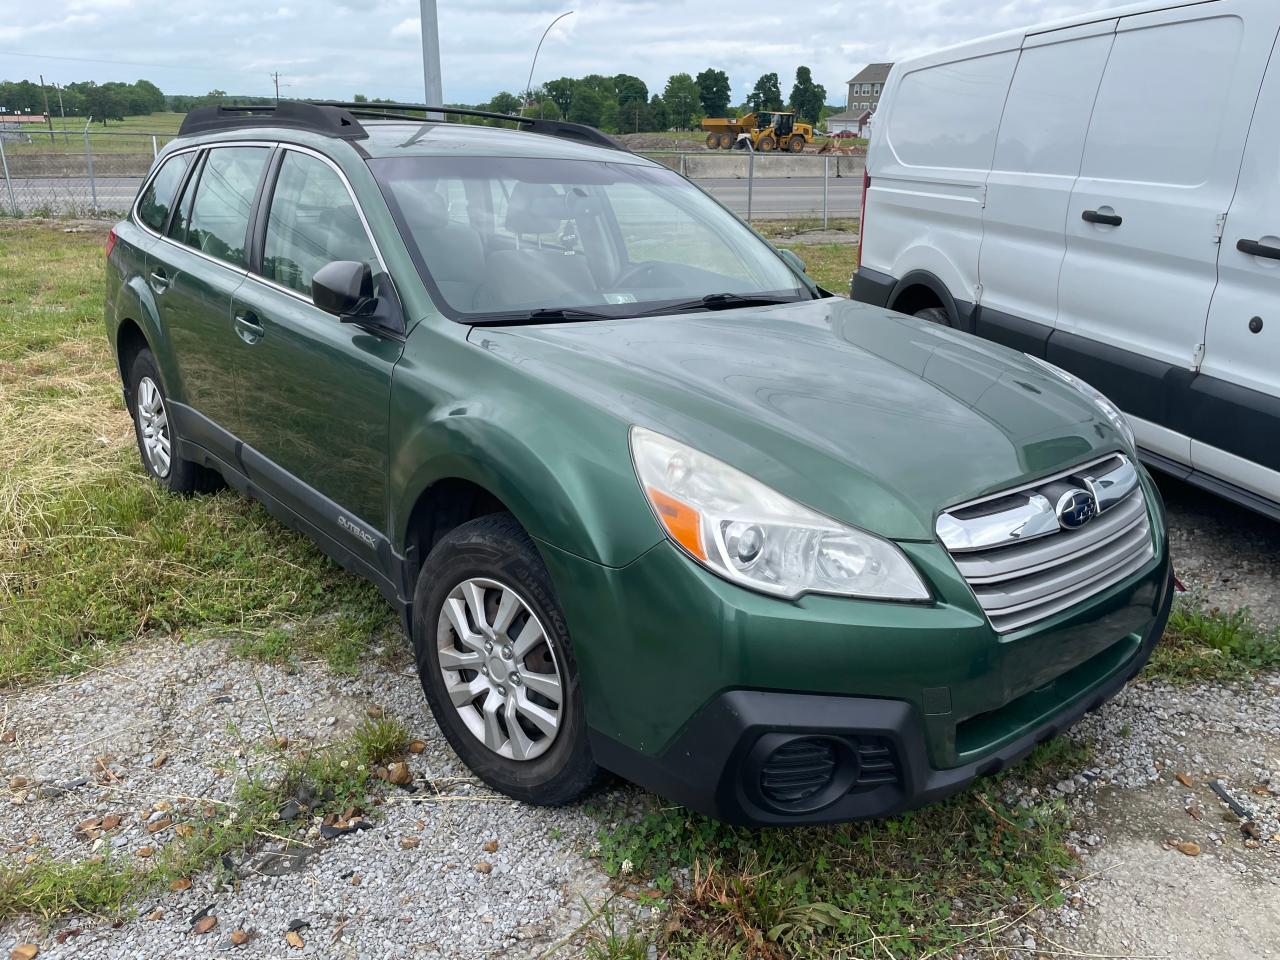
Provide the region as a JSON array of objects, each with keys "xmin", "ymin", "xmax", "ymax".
[
  {"xmin": 308, "ymin": 101, "xmax": 625, "ymax": 152},
  {"xmin": 178, "ymin": 102, "xmax": 367, "ymax": 140}
]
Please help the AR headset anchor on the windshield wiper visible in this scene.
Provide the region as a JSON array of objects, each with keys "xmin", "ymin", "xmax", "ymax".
[
  {"xmin": 467, "ymin": 306, "xmax": 620, "ymax": 326},
  {"xmin": 636, "ymin": 292, "xmax": 805, "ymax": 316}
]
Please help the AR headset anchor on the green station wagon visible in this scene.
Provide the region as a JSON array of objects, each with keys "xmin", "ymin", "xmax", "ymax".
[{"xmin": 105, "ymin": 102, "xmax": 1172, "ymax": 825}]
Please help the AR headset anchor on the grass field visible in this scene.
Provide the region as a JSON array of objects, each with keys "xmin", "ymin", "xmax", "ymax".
[{"xmin": 4, "ymin": 113, "xmax": 184, "ymax": 155}]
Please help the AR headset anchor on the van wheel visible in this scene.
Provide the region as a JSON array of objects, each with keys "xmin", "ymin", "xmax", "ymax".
[
  {"xmin": 411, "ymin": 513, "xmax": 600, "ymax": 806},
  {"xmin": 127, "ymin": 350, "xmax": 222, "ymax": 495},
  {"xmin": 914, "ymin": 306, "xmax": 951, "ymax": 326}
]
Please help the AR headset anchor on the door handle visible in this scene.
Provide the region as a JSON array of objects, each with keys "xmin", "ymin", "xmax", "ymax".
[
  {"xmin": 234, "ymin": 311, "xmax": 265, "ymax": 344},
  {"xmin": 149, "ymin": 268, "xmax": 170, "ymax": 290},
  {"xmin": 1082, "ymin": 209, "xmax": 1123, "ymax": 227},
  {"xmin": 1237, "ymin": 238, "xmax": 1280, "ymax": 261}
]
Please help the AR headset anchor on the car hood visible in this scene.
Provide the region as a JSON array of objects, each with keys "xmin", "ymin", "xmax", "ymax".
[{"xmin": 468, "ymin": 297, "xmax": 1126, "ymax": 541}]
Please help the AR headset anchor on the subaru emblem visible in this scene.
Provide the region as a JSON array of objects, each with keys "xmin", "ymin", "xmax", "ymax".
[{"xmin": 1055, "ymin": 488, "xmax": 1097, "ymax": 530}]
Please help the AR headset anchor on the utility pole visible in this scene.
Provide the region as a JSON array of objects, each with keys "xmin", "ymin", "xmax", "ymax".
[
  {"xmin": 419, "ymin": 0, "xmax": 442, "ymax": 119},
  {"xmin": 39, "ymin": 74, "xmax": 53, "ymax": 138},
  {"xmin": 271, "ymin": 72, "xmax": 282, "ymax": 103},
  {"xmin": 55, "ymin": 83, "xmax": 68, "ymax": 144}
]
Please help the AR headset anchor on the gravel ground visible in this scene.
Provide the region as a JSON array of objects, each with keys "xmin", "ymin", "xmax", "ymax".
[{"xmin": 0, "ymin": 637, "xmax": 624, "ymax": 958}]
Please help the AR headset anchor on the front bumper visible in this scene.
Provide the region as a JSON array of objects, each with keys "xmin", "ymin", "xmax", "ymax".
[
  {"xmin": 589, "ymin": 568, "xmax": 1171, "ymax": 825},
  {"xmin": 538, "ymin": 471, "xmax": 1172, "ymax": 825}
]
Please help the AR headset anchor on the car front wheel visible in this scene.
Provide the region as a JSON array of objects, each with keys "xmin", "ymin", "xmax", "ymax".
[{"xmin": 411, "ymin": 513, "xmax": 600, "ymax": 805}]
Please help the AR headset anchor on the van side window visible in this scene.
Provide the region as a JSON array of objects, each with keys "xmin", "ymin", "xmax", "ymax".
[
  {"xmin": 184, "ymin": 146, "xmax": 270, "ymax": 265},
  {"xmin": 137, "ymin": 153, "xmax": 193, "ymax": 232},
  {"xmin": 1081, "ymin": 17, "xmax": 1243, "ymax": 185},
  {"xmin": 887, "ymin": 52, "xmax": 1018, "ymax": 169},
  {"xmin": 262, "ymin": 151, "xmax": 377, "ymax": 297}
]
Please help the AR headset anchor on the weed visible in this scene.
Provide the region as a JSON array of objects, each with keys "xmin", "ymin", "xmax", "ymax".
[
  {"xmin": 595, "ymin": 788, "xmax": 1071, "ymax": 959},
  {"xmin": 1148, "ymin": 598, "xmax": 1280, "ymax": 683},
  {"xmin": 353, "ymin": 716, "xmax": 410, "ymax": 767}
]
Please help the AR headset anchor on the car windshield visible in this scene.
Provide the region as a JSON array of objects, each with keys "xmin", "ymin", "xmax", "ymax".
[{"xmin": 368, "ymin": 155, "xmax": 810, "ymax": 323}]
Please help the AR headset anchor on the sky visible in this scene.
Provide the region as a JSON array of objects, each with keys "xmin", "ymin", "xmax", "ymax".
[{"xmin": 4, "ymin": 0, "xmax": 1116, "ymax": 107}]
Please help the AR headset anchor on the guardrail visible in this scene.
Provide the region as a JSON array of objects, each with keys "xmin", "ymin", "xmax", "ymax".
[{"xmin": 0, "ymin": 130, "xmax": 864, "ymax": 223}]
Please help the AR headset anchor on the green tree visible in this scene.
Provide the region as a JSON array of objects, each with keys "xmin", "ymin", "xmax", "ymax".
[
  {"xmin": 648, "ymin": 94, "xmax": 668, "ymax": 131},
  {"xmin": 747, "ymin": 73, "xmax": 783, "ymax": 113},
  {"xmin": 695, "ymin": 68, "xmax": 731, "ymax": 118},
  {"xmin": 598, "ymin": 99, "xmax": 621, "ymax": 133},
  {"xmin": 788, "ymin": 66, "xmax": 827, "ymax": 124},
  {"xmin": 487, "ymin": 90, "xmax": 523, "ymax": 117},
  {"xmin": 662, "ymin": 73, "xmax": 699, "ymax": 129},
  {"xmin": 612, "ymin": 73, "xmax": 648, "ymax": 108},
  {"xmin": 567, "ymin": 84, "xmax": 605, "ymax": 126},
  {"xmin": 543, "ymin": 77, "xmax": 575, "ymax": 117},
  {"xmin": 618, "ymin": 97, "xmax": 652, "ymax": 132},
  {"xmin": 81, "ymin": 83, "xmax": 122, "ymax": 124},
  {"xmin": 352, "ymin": 93, "xmax": 369, "ymax": 103}
]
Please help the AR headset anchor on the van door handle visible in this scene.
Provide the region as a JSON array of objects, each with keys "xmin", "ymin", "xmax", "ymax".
[
  {"xmin": 234, "ymin": 311, "xmax": 265, "ymax": 344},
  {"xmin": 1082, "ymin": 209, "xmax": 1123, "ymax": 227},
  {"xmin": 1237, "ymin": 238, "xmax": 1280, "ymax": 261}
]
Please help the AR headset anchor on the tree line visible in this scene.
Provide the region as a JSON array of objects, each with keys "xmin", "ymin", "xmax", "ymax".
[
  {"xmin": 1, "ymin": 65, "xmax": 833, "ymax": 134},
  {"xmin": 434, "ymin": 66, "xmax": 830, "ymax": 134}
]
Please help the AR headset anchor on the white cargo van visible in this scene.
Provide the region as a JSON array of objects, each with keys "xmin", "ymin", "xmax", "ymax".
[{"xmin": 852, "ymin": 0, "xmax": 1280, "ymax": 520}]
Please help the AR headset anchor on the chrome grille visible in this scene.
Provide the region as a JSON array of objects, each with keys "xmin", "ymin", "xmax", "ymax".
[{"xmin": 937, "ymin": 454, "xmax": 1154, "ymax": 634}]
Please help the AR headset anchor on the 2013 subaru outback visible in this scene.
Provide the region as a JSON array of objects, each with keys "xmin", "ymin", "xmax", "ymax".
[{"xmin": 105, "ymin": 102, "xmax": 1172, "ymax": 825}]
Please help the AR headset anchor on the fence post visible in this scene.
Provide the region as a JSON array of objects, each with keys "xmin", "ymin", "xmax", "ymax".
[
  {"xmin": 0, "ymin": 135, "xmax": 17, "ymax": 216},
  {"xmin": 822, "ymin": 155, "xmax": 829, "ymax": 229},
  {"xmin": 746, "ymin": 147, "xmax": 754, "ymax": 223},
  {"xmin": 152, "ymin": 135, "xmax": 158, "ymax": 159},
  {"xmin": 84, "ymin": 129, "xmax": 98, "ymax": 211},
  {"xmin": 678, "ymin": 152, "xmax": 686, "ymax": 177}
]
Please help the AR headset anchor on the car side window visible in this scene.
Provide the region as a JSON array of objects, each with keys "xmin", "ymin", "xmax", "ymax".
[
  {"xmin": 183, "ymin": 146, "xmax": 270, "ymax": 266},
  {"xmin": 137, "ymin": 152, "xmax": 193, "ymax": 232},
  {"xmin": 262, "ymin": 151, "xmax": 377, "ymax": 297}
]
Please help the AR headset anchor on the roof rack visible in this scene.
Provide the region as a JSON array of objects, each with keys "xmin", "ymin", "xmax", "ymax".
[
  {"xmin": 178, "ymin": 102, "xmax": 367, "ymax": 140},
  {"xmin": 308, "ymin": 101, "xmax": 625, "ymax": 152}
]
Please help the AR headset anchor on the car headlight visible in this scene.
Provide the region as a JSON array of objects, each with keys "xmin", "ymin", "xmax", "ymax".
[
  {"xmin": 629, "ymin": 426, "xmax": 930, "ymax": 601},
  {"xmin": 1025, "ymin": 355, "xmax": 1135, "ymax": 449}
]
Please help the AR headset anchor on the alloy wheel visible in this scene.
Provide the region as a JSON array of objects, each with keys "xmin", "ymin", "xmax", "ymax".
[
  {"xmin": 135, "ymin": 376, "xmax": 172, "ymax": 478},
  {"xmin": 436, "ymin": 577, "xmax": 564, "ymax": 761}
]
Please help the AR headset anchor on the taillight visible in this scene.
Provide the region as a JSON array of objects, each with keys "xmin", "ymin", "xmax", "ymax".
[
  {"xmin": 855, "ymin": 169, "xmax": 870, "ymax": 272},
  {"xmin": 105, "ymin": 228, "xmax": 118, "ymax": 259}
]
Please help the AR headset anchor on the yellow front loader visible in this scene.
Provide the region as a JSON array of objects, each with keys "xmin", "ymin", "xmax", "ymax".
[{"xmin": 700, "ymin": 112, "xmax": 812, "ymax": 152}]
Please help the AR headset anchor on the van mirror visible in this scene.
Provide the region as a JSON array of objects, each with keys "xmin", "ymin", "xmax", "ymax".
[
  {"xmin": 778, "ymin": 247, "xmax": 807, "ymax": 274},
  {"xmin": 312, "ymin": 260, "xmax": 374, "ymax": 318}
]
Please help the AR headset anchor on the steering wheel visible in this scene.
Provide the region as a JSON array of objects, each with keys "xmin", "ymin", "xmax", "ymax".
[{"xmin": 614, "ymin": 261, "xmax": 667, "ymax": 288}]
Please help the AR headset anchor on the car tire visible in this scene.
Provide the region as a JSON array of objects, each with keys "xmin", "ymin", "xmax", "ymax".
[
  {"xmin": 411, "ymin": 512, "xmax": 601, "ymax": 806},
  {"xmin": 127, "ymin": 350, "xmax": 222, "ymax": 495},
  {"xmin": 914, "ymin": 306, "xmax": 951, "ymax": 326}
]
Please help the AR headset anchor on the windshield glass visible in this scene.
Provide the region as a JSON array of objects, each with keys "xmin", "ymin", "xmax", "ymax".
[{"xmin": 368, "ymin": 155, "xmax": 809, "ymax": 322}]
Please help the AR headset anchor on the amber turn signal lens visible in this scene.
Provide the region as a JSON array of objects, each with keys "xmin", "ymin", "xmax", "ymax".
[{"xmin": 646, "ymin": 487, "xmax": 706, "ymax": 561}]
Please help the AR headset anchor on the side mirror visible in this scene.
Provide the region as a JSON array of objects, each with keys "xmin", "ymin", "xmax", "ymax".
[
  {"xmin": 778, "ymin": 247, "xmax": 807, "ymax": 274},
  {"xmin": 312, "ymin": 260, "xmax": 374, "ymax": 318}
]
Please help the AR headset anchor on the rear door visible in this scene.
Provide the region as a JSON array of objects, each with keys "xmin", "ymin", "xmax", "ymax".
[
  {"xmin": 1194, "ymin": 31, "xmax": 1280, "ymax": 501},
  {"xmin": 975, "ymin": 19, "xmax": 1116, "ymax": 353},
  {"xmin": 149, "ymin": 144, "xmax": 271, "ymax": 448},
  {"xmin": 231, "ymin": 146, "xmax": 403, "ymax": 546},
  {"xmin": 1053, "ymin": 4, "xmax": 1277, "ymax": 461}
]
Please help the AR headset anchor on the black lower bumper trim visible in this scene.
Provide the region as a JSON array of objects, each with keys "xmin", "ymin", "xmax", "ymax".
[{"xmin": 589, "ymin": 571, "xmax": 1174, "ymax": 826}]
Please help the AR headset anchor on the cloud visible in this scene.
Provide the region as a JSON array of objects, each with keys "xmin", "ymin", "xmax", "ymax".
[{"xmin": 15, "ymin": 0, "xmax": 1118, "ymax": 104}]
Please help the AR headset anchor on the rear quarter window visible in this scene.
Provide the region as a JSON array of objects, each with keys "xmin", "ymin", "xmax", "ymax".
[
  {"xmin": 886, "ymin": 52, "xmax": 1018, "ymax": 170},
  {"xmin": 137, "ymin": 152, "xmax": 193, "ymax": 232}
]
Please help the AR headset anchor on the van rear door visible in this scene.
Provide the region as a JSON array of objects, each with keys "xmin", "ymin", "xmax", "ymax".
[
  {"xmin": 976, "ymin": 19, "xmax": 1117, "ymax": 354},
  {"xmin": 1195, "ymin": 31, "xmax": 1280, "ymax": 505},
  {"xmin": 1052, "ymin": 3, "xmax": 1276, "ymax": 464}
]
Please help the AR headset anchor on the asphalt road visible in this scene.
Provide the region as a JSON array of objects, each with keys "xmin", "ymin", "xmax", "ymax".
[{"xmin": 5, "ymin": 174, "xmax": 864, "ymax": 221}]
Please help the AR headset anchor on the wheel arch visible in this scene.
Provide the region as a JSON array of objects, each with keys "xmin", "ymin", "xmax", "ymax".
[
  {"xmin": 888, "ymin": 270, "xmax": 962, "ymax": 327},
  {"xmin": 112, "ymin": 273, "xmax": 176, "ymax": 407}
]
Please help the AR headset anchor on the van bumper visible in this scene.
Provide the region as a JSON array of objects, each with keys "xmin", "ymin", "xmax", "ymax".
[{"xmin": 850, "ymin": 266, "xmax": 896, "ymax": 305}]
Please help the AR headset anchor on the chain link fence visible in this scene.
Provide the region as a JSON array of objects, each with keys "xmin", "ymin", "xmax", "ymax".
[{"xmin": 0, "ymin": 129, "xmax": 864, "ymax": 223}]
